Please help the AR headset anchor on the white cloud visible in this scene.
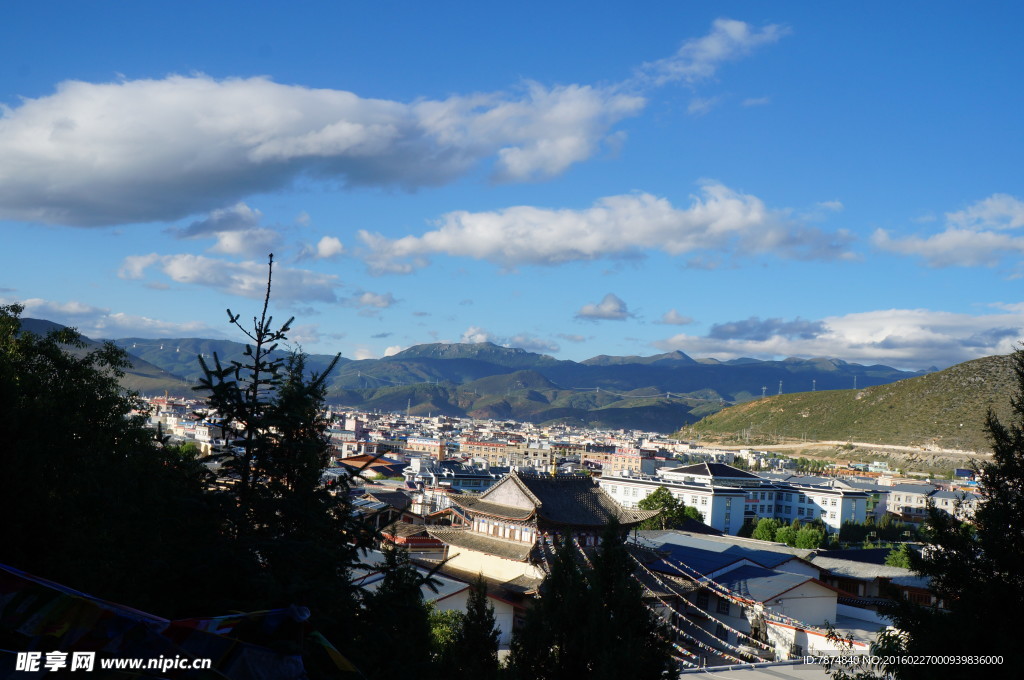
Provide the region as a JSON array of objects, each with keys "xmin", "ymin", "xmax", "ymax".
[
  {"xmin": 361, "ymin": 183, "xmax": 855, "ymax": 272},
  {"xmin": 576, "ymin": 293, "xmax": 632, "ymax": 321},
  {"xmin": 7, "ymin": 297, "xmax": 216, "ymax": 339},
  {"xmin": 658, "ymin": 309, "xmax": 694, "ymax": 325},
  {"xmin": 118, "ymin": 253, "xmax": 339, "ymax": 302},
  {"xmin": 208, "ymin": 228, "xmax": 282, "ymax": 257},
  {"xmin": 873, "ymin": 193, "xmax": 1024, "ymax": 267},
  {"xmin": 178, "ymin": 202, "xmax": 263, "ymax": 236},
  {"xmin": 872, "ymin": 227, "xmax": 1024, "ymax": 268},
  {"xmin": 169, "ymin": 202, "xmax": 281, "ymax": 258},
  {"xmin": 741, "ymin": 96, "xmax": 771, "ymax": 107},
  {"xmin": 383, "ymin": 345, "xmax": 403, "ymax": 357},
  {"xmin": 352, "ymin": 291, "xmax": 396, "ymax": 309},
  {"xmin": 687, "ymin": 96, "xmax": 720, "ymax": 116},
  {"xmin": 0, "ymin": 74, "xmax": 642, "ymax": 226},
  {"xmin": 0, "ymin": 18, "xmax": 793, "ymax": 228},
  {"xmin": 461, "ymin": 326, "xmax": 492, "ymax": 344},
  {"xmin": 506, "ymin": 333, "xmax": 560, "ymax": 354},
  {"xmin": 946, "ymin": 193, "xmax": 1024, "ymax": 231},
  {"xmin": 458, "ymin": 326, "xmax": 558, "ymax": 353},
  {"xmin": 298, "ymin": 235, "xmax": 346, "ymax": 261},
  {"xmin": 353, "ymin": 347, "xmax": 376, "ymax": 360},
  {"xmin": 289, "ymin": 323, "xmax": 321, "ymax": 345},
  {"xmin": 638, "ymin": 18, "xmax": 790, "ymax": 86},
  {"xmin": 653, "ymin": 307, "xmax": 1024, "ymax": 370}
]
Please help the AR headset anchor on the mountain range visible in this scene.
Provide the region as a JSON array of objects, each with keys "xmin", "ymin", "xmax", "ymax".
[{"xmin": 11, "ymin": 317, "xmax": 937, "ymax": 433}]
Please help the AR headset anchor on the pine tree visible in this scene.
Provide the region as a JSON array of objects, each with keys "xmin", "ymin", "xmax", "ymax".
[
  {"xmin": 449, "ymin": 576, "xmax": 500, "ymax": 680},
  {"xmin": 357, "ymin": 547, "xmax": 436, "ymax": 680},
  {"xmin": 193, "ymin": 255, "xmax": 369, "ymax": 641},
  {"xmin": 507, "ymin": 526, "xmax": 674, "ymax": 680},
  {"xmin": 872, "ymin": 348, "xmax": 1024, "ymax": 679},
  {"xmin": 507, "ymin": 535, "xmax": 591, "ymax": 680},
  {"xmin": 587, "ymin": 522, "xmax": 674, "ymax": 680}
]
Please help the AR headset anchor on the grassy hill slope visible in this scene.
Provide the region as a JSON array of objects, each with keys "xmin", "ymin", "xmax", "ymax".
[{"xmin": 685, "ymin": 354, "xmax": 1016, "ymax": 452}]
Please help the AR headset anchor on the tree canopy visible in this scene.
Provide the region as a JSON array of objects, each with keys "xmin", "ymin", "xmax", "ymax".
[
  {"xmin": 0, "ymin": 303, "xmax": 223, "ymax": 615},
  {"xmin": 637, "ymin": 486, "xmax": 702, "ymax": 530},
  {"xmin": 507, "ymin": 523, "xmax": 675, "ymax": 679},
  {"xmin": 863, "ymin": 349, "xmax": 1024, "ymax": 678}
]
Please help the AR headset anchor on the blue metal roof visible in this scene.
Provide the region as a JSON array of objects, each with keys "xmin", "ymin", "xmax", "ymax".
[
  {"xmin": 713, "ymin": 564, "xmax": 814, "ymax": 603},
  {"xmin": 651, "ymin": 533, "xmax": 802, "ymax": 571}
]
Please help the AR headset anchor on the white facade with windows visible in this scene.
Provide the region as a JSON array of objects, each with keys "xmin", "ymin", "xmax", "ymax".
[
  {"xmin": 600, "ymin": 464, "xmax": 868, "ymax": 535},
  {"xmin": 599, "ymin": 475, "xmax": 747, "ymax": 535}
]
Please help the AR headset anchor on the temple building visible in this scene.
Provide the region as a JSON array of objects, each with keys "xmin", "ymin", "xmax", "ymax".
[{"xmin": 428, "ymin": 471, "xmax": 658, "ymax": 583}]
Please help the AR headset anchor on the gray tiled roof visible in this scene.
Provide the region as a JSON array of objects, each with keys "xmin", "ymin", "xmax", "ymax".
[
  {"xmin": 381, "ymin": 520, "xmax": 431, "ymax": 539},
  {"xmin": 364, "ymin": 490, "xmax": 412, "ymax": 511},
  {"xmin": 428, "ymin": 527, "xmax": 536, "ymax": 561},
  {"xmin": 451, "ymin": 495, "xmax": 536, "ymax": 520},
  {"xmin": 809, "ymin": 555, "xmax": 929, "ymax": 588},
  {"xmin": 515, "ymin": 472, "xmax": 658, "ymax": 527},
  {"xmin": 889, "ymin": 483, "xmax": 935, "ymax": 494}
]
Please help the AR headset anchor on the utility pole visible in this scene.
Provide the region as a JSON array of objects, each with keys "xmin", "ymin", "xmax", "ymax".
[
  {"xmin": 761, "ymin": 386, "xmax": 767, "ymax": 399},
  {"xmin": 812, "ymin": 379, "xmax": 816, "ymax": 392},
  {"xmin": 778, "ymin": 380, "xmax": 783, "ymax": 396}
]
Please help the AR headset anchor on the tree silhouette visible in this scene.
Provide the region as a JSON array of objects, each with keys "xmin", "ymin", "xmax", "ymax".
[
  {"xmin": 859, "ymin": 349, "xmax": 1024, "ymax": 679},
  {"xmin": 448, "ymin": 576, "xmax": 500, "ymax": 679}
]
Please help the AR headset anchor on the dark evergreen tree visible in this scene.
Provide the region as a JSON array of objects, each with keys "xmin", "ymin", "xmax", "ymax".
[
  {"xmin": 507, "ymin": 536, "xmax": 591, "ymax": 680},
  {"xmin": 356, "ymin": 547, "xmax": 436, "ymax": 680},
  {"xmin": 193, "ymin": 256, "xmax": 370, "ymax": 645},
  {"xmin": 449, "ymin": 576, "xmax": 500, "ymax": 680},
  {"xmin": 587, "ymin": 522, "xmax": 675, "ymax": 680},
  {"xmin": 507, "ymin": 527, "xmax": 674, "ymax": 680},
  {"xmin": 0, "ymin": 303, "xmax": 223, "ymax": 616},
  {"xmin": 867, "ymin": 349, "xmax": 1024, "ymax": 679}
]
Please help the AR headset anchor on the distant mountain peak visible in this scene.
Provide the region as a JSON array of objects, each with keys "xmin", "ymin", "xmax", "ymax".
[
  {"xmin": 384, "ymin": 341, "xmax": 556, "ymax": 365},
  {"xmin": 582, "ymin": 350, "xmax": 697, "ymax": 366}
]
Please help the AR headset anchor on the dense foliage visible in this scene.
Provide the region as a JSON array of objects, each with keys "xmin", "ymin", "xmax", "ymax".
[
  {"xmin": 0, "ymin": 302, "xmax": 223, "ymax": 615},
  {"xmin": 637, "ymin": 486, "xmax": 703, "ymax": 530},
  {"xmin": 873, "ymin": 350, "xmax": 1024, "ymax": 678},
  {"xmin": 0, "ymin": 260, "xmax": 420, "ymax": 677},
  {"xmin": 507, "ymin": 523, "xmax": 674, "ymax": 680},
  {"xmin": 447, "ymin": 576, "xmax": 501, "ymax": 680},
  {"xmin": 749, "ymin": 517, "xmax": 826, "ymax": 548}
]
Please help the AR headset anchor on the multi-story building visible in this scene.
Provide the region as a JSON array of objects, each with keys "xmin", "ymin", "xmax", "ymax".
[
  {"xmin": 405, "ymin": 436, "xmax": 448, "ymax": 460},
  {"xmin": 599, "ymin": 463, "xmax": 870, "ymax": 535},
  {"xmin": 601, "ymin": 474, "xmax": 748, "ymax": 535}
]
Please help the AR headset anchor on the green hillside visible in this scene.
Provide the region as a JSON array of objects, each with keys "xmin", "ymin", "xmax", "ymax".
[{"xmin": 685, "ymin": 354, "xmax": 1016, "ymax": 452}]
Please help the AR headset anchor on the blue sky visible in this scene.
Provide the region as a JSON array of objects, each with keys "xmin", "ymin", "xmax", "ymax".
[{"xmin": 3, "ymin": 2, "xmax": 1023, "ymax": 370}]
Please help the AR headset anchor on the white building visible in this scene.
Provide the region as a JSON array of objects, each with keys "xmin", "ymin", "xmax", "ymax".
[{"xmin": 599, "ymin": 463, "xmax": 869, "ymax": 535}]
